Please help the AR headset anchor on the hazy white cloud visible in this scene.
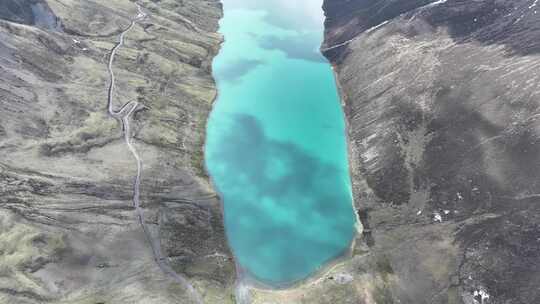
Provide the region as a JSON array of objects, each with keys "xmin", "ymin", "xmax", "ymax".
[
  {"xmin": 224, "ymin": 0, "xmax": 325, "ymax": 30},
  {"xmin": 272, "ymin": 0, "xmax": 325, "ymax": 24}
]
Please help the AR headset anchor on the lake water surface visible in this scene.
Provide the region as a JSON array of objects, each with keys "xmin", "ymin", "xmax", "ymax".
[{"xmin": 205, "ymin": 0, "xmax": 355, "ymax": 286}]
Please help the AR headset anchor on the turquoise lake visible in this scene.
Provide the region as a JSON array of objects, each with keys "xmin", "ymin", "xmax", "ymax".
[{"xmin": 205, "ymin": 0, "xmax": 356, "ymax": 285}]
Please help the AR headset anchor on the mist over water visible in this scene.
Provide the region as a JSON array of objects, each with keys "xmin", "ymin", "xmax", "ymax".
[{"xmin": 205, "ymin": 0, "xmax": 355, "ymax": 285}]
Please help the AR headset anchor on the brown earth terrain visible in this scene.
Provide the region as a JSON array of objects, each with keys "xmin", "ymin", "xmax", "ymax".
[
  {"xmin": 3, "ymin": 0, "xmax": 540, "ymax": 303},
  {"xmin": 0, "ymin": 1, "xmax": 235, "ymax": 303}
]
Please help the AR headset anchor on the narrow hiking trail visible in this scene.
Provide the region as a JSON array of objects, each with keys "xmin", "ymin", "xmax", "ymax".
[{"xmin": 106, "ymin": 4, "xmax": 204, "ymax": 303}]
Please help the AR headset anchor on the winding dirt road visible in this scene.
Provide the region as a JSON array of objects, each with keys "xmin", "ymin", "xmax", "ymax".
[{"xmin": 106, "ymin": 4, "xmax": 204, "ymax": 304}]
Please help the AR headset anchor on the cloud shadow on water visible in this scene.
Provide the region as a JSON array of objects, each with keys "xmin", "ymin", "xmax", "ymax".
[
  {"xmin": 259, "ymin": 35, "xmax": 327, "ymax": 63},
  {"xmin": 217, "ymin": 59, "xmax": 263, "ymax": 84},
  {"xmin": 207, "ymin": 114, "xmax": 355, "ymax": 285}
]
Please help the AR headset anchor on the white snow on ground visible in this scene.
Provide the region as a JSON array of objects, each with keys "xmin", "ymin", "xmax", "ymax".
[
  {"xmin": 515, "ymin": 0, "xmax": 540, "ymax": 24},
  {"xmin": 362, "ymin": 147, "xmax": 379, "ymax": 162},
  {"xmin": 365, "ymin": 20, "xmax": 390, "ymax": 34},
  {"xmin": 431, "ymin": 0, "xmax": 447, "ymax": 5},
  {"xmin": 423, "ymin": 0, "xmax": 448, "ymax": 9},
  {"xmin": 408, "ymin": 0, "xmax": 448, "ymax": 23},
  {"xmin": 473, "ymin": 289, "xmax": 491, "ymax": 303}
]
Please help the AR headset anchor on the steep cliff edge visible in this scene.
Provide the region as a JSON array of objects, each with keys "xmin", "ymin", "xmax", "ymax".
[
  {"xmin": 320, "ymin": 0, "xmax": 540, "ymax": 303},
  {"xmin": 0, "ymin": 1, "xmax": 235, "ymax": 303}
]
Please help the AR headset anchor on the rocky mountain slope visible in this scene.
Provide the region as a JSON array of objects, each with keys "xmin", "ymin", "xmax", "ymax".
[
  {"xmin": 3, "ymin": 0, "xmax": 540, "ymax": 303},
  {"xmin": 0, "ymin": 0, "xmax": 235, "ymax": 303},
  {"xmin": 318, "ymin": 0, "xmax": 540, "ymax": 303}
]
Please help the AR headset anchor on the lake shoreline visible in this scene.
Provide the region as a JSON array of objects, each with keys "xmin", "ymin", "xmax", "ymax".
[{"xmin": 205, "ymin": 0, "xmax": 357, "ymax": 290}]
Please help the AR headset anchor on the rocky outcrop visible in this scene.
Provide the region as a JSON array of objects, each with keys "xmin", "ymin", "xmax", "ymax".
[
  {"xmin": 0, "ymin": 0, "xmax": 61, "ymax": 30},
  {"xmin": 319, "ymin": 0, "xmax": 540, "ymax": 303},
  {"xmin": 0, "ymin": 0, "xmax": 235, "ymax": 303}
]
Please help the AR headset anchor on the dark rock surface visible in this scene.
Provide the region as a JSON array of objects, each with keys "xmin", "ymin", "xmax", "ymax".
[
  {"xmin": 0, "ymin": 0, "xmax": 61, "ymax": 30},
  {"xmin": 319, "ymin": 0, "xmax": 540, "ymax": 303},
  {"xmin": 0, "ymin": 0, "xmax": 235, "ymax": 303}
]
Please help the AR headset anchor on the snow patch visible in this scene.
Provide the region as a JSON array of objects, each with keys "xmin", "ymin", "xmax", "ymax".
[
  {"xmin": 432, "ymin": 0, "xmax": 448, "ymax": 5},
  {"xmin": 365, "ymin": 20, "xmax": 389, "ymax": 34},
  {"xmin": 362, "ymin": 147, "xmax": 378, "ymax": 162},
  {"xmin": 424, "ymin": 0, "xmax": 448, "ymax": 9},
  {"xmin": 473, "ymin": 289, "xmax": 490, "ymax": 303}
]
